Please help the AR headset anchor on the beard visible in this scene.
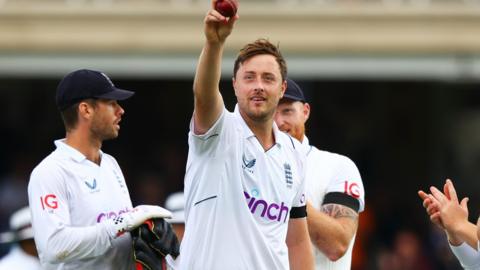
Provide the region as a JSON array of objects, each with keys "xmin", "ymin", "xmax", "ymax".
[
  {"xmin": 239, "ymin": 100, "xmax": 275, "ymax": 122},
  {"xmin": 90, "ymin": 118, "xmax": 118, "ymax": 141},
  {"xmin": 290, "ymin": 125, "xmax": 305, "ymax": 142},
  {"xmin": 238, "ymin": 96, "xmax": 279, "ymax": 123},
  {"xmin": 244, "ymin": 105, "xmax": 275, "ymax": 123}
]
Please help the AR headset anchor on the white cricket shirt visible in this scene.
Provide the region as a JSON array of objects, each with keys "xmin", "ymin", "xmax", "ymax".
[
  {"xmin": 179, "ymin": 106, "xmax": 307, "ymax": 270},
  {"xmin": 303, "ymin": 137, "xmax": 365, "ymax": 270},
  {"xmin": 28, "ymin": 139, "xmax": 134, "ymax": 270}
]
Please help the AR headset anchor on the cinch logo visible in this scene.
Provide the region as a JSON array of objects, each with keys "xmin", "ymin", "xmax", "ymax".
[
  {"xmin": 244, "ymin": 191, "xmax": 289, "ymax": 223},
  {"xmin": 96, "ymin": 208, "xmax": 129, "ymax": 223}
]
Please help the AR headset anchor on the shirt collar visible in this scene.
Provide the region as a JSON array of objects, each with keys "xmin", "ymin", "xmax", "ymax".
[
  {"xmin": 302, "ymin": 135, "xmax": 310, "ymax": 147},
  {"xmin": 54, "ymin": 139, "xmax": 103, "ymax": 163},
  {"xmin": 233, "ymin": 104, "xmax": 283, "ymax": 147}
]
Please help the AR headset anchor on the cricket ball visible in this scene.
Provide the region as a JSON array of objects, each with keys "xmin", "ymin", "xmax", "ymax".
[{"xmin": 215, "ymin": 0, "xmax": 238, "ymax": 18}]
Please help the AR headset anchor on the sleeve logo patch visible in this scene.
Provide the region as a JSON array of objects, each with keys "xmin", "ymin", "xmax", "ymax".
[
  {"xmin": 344, "ymin": 181, "xmax": 360, "ymax": 199},
  {"xmin": 40, "ymin": 194, "xmax": 58, "ymax": 210}
]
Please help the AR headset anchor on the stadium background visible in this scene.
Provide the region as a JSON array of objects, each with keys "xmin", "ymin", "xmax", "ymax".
[{"xmin": 2, "ymin": 0, "xmax": 480, "ymax": 269}]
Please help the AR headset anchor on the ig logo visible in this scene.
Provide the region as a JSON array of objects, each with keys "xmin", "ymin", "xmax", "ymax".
[{"xmin": 40, "ymin": 194, "xmax": 58, "ymax": 211}]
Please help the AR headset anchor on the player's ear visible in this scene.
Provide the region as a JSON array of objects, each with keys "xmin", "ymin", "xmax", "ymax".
[
  {"xmin": 280, "ymin": 79, "xmax": 287, "ymax": 98},
  {"xmin": 78, "ymin": 100, "xmax": 95, "ymax": 120},
  {"xmin": 303, "ymin": 102, "xmax": 311, "ymax": 121},
  {"xmin": 232, "ymin": 76, "xmax": 239, "ymax": 97}
]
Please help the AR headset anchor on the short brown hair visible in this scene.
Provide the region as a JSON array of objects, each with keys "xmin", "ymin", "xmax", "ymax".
[
  {"xmin": 233, "ymin": 39, "xmax": 287, "ymax": 81},
  {"xmin": 60, "ymin": 99, "xmax": 97, "ymax": 132}
]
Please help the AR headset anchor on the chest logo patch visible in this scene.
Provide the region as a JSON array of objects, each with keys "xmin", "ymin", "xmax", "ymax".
[
  {"xmin": 242, "ymin": 154, "xmax": 256, "ymax": 168},
  {"xmin": 85, "ymin": 179, "xmax": 97, "ymax": 190},
  {"xmin": 284, "ymin": 163, "xmax": 293, "ymax": 189},
  {"xmin": 242, "ymin": 154, "xmax": 256, "ymax": 174}
]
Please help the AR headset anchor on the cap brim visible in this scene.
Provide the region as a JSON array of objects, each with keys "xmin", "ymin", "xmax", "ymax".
[
  {"xmin": 96, "ymin": 88, "xmax": 134, "ymax": 101},
  {"xmin": 282, "ymin": 94, "xmax": 304, "ymax": 102}
]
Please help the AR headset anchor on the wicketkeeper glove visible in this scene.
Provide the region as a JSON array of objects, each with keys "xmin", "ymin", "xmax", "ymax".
[
  {"xmin": 132, "ymin": 233, "xmax": 167, "ymax": 270},
  {"xmin": 104, "ymin": 205, "xmax": 172, "ymax": 239},
  {"xmin": 132, "ymin": 218, "xmax": 180, "ymax": 270}
]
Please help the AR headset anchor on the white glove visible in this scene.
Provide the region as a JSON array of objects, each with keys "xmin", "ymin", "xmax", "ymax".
[{"xmin": 104, "ymin": 205, "xmax": 172, "ymax": 239}]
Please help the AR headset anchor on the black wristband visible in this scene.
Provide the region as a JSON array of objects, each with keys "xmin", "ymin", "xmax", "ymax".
[
  {"xmin": 323, "ymin": 192, "xmax": 360, "ymax": 212},
  {"xmin": 290, "ymin": 205, "xmax": 307, "ymax": 219}
]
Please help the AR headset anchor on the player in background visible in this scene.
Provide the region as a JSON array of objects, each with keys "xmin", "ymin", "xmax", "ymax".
[
  {"xmin": 164, "ymin": 192, "xmax": 185, "ymax": 270},
  {"xmin": 0, "ymin": 206, "xmax": 40, "ymax": 270},
  {"xmin": 179, "ymin": 1, "xmax": 314, "ymax": 269},
  {"xmin": 164, "ymin": 192, "xmax": 185, "ymax": 242},
  {"xmin": 274, "ymin": 78, "xmax": 365, "ymax": 270},
  {"xmin": 419, "ymin": 179, "xmax": 480, "ymax": 269},
  {"xmin": 28, "ymin": 69, "xmax": 173, "ymax": 270}
]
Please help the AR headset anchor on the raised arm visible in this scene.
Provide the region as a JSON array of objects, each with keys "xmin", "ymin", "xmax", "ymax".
[{"xmin": 192, "ymin": 1, "xmax": 238, "ymax": 135}]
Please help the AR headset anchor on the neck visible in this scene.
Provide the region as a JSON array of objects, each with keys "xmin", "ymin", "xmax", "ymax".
[
  {"xmin": 240, "ymin": 111, "xmax": 275, "ymax": 151},
  {"xmin": 65, "ymin": 130, "xmax": 102, "ymax": 164},
  {"xmin": 298, "ymin": 134, "xmax": 305, "ymax": 143}
]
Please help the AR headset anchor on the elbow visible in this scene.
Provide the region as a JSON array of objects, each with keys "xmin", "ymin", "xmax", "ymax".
[
  {"xmin": 42, "ymin": 246, "xmax": 71, "ymax": 264},
  {"xmin": 42, "ymin": 233, "xmax": 74, "ymax": 264},
  {"xmin": 316, "ymin": 240, "xmax": 349, "ymax": 262},
  {"xmin": 325, "ymin": 246, "xmax": 348, "ymax": 261}
]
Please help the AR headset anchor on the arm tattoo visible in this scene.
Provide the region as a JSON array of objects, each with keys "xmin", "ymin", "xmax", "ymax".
[{"xmin": 321, "ymin": 203, "xmax": 359, "ymax": 222}]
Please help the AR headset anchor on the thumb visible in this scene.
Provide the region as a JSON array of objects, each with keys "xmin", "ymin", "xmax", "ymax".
[
  {"xmin": 460, "ymin": 197, "xmax": 469, "ymax": 210},
  {"xmin": 226, "ymin": 14, "xmax": 239, "ymax": 28}
]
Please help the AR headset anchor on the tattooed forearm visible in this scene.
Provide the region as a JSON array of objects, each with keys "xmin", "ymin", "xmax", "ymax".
[{"xmin": 321, "ymin": 203, "xmax": 359, "ymax": 221}]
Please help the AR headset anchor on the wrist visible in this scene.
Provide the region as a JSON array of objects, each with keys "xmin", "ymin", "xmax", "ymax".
[
  {"xmin": 451, "ymin": 219, "xmax": 470, "ymax": 236},
  {"xmin": 103, "ymin": 216, "xmax": 130, "ymax": 239},
  {"xmin": 205, "ymin": 39, "xmax": 225, "ymax": 49},
  {"xmin": 447, "ymin": 219, "xmax": 470, "ymax": 246},
  {"xmin": 103, "ymin": 205, "xmax": 172, "ymax": 239},
  {"xmin": 446, "ymin": 230, "xmax": 464, "ymax": 246}
]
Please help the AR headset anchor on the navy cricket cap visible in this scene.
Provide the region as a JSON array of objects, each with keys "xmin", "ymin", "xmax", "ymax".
[
  {"xmin": 56, "ymin": 69, "xmax": 134, "ymax": 111},
  {"xmin": 283, "ymin": 78, "xmax": 305, "ymax": 103}
]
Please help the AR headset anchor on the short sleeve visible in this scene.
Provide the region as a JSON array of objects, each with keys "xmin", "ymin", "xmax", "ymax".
[
  {"xmin": 324, "ymin": 155, "xmax": 365, "ymax": 212},
  {"xmin": 188, "ymin": 108, "xmax": 229, "ymax": 156},
  {"xmin": 290, "ymin": 141, "xmax": 307, "ymax": 218}
]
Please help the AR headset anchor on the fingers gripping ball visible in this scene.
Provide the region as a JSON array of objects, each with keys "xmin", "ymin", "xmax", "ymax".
[
  {"xmin": 140, "ymin": 219, "xmax": 180, "ymax": 259},
  {"xmin": 215, "ymin": 0, "xmax": 238, "ymax": 17}
]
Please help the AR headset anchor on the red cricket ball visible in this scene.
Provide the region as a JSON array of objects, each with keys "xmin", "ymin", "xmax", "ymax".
[{"xmin": 215, "ymin": 0, "xmax": 238, "ymax": 18}]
